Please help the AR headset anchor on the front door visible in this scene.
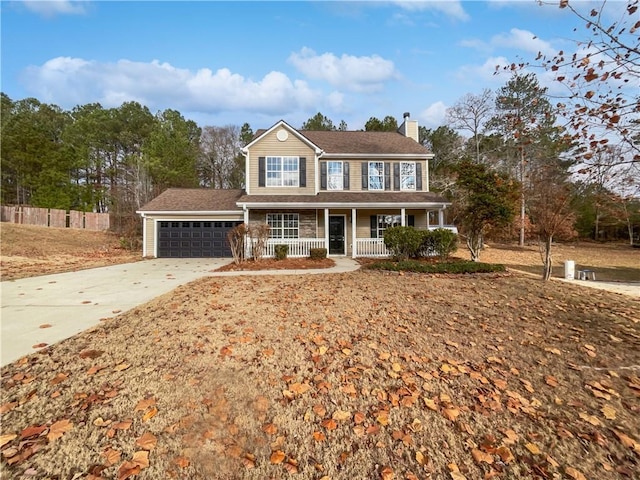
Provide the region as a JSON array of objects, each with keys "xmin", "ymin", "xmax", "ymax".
[{"xmin": 328, "ymin": 215, "xmax": 345, "ymax": 255}]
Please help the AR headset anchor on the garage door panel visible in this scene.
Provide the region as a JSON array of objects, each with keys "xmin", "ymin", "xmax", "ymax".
[{"xmin": 157, "ymin": 220, "xmax": 240, "ymax": 258}]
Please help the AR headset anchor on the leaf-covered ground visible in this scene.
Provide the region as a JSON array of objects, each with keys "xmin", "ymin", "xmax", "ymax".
[{"xmin": 1, "ymin": 270, "xmax": 639, "ymax": 480}]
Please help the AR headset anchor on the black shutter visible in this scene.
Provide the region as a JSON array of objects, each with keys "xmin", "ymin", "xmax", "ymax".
[
  {"xmin": 320, "ymin": 161, "xmax": 327, "ymax": 190},
  {"xmin": 408, "ymin": 215, "xmax": 415, "ymax": 227},
  {"xmin": 361, "ymin": 163, "xmax": 368, "ymax": 190},
  {"xmin": 343, "ymin": 162, "xmax": 350, "ymax": 190},
  {"xmin": 370, "ymin": 215, "xmax": 377, "ymax": 238},
  {"xmin": 384, "ymin": 162, "xmax": 391, "ymax": 190},
  {"xmin": 258, "ymin": 157, "xmax": 265, "ymax": 187},
  {"xmin": 393, "ymin": 163, "xmax": 400, "ymax": 191},
  {"xmin": 299, "ymin": 157, "xmax": 306, "ymax": 187},
  {"xmin": 416, "ymin": 163, "xmax": 422, "ymax": 190}
]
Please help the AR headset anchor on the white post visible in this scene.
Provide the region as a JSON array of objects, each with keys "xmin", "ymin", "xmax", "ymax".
[
  {"xmin": 438, "ymin": 209, "xmax": 444, "ymax": 227},
  {"xmin": 401, "ymin": 208, "xmax": 406, "ymax": 226},
  {"xmin": 351, "ymin": 208, "xmax": 357, "ymax": 258},
  {"xmin": 324, "ymin": 208, "xmax": 329, "ymax": 252},
  {"xmin": 426, "ymin": 210, "xmax": 430, "ymax": 229},
  {"xmin": 243, "ymin": 206, "xmax": 249, "ymax": 225}
]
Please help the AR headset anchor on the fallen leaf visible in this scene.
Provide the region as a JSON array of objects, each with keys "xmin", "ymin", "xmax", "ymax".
[
  {"xmin": 321, "ymin": 419, "xmax": 337, "ymax": 431},
  {"xmin": 332, "ymin": 410, "xmax": 351, "ymax": 421},
  {"xmin": 313, "ymin": 404, "xmax": 327, "ymax": 417},
  {"xmin": 525, "ymin": 443, "xmax": 541, "ymax": 455},
  {"xmin": 39, "ymin": 324, "xmax": 52, "ymax": 329},
  {"xmin": 142, "ymin": 407, "xmax": 158, "ymax": 422},
  {"xmin": 262, "ymin": 423, "xmax": 278, "ymax": 435},
  {"xmin": 448, "ymin": 463, "xmax": 467, "ymax": 480},
  {"xmin": 242, "ymin": 453, "xmax": 256, "ymax": 469},
  {"xmin": 579, "ymin": 412, "xmax": 602, "ymax": 426},
  {"xmin": 113, "ymin": 363, "xmax": 130, "ymax": 372},
  {"xmin": 117, "ymin": 461, "xmax": 141, "ymax": 480},
  {"xmin": 135, "ymin": 432, "xmax": 157, "ymax": 450},
  {"xmin": 380, "ymin": 466, "xmax": 394, "ymax": 480},
  {"xmin": 270, "ymin": 450, "xmax": 286, "ymax": 464},
  {"xmin": 565, "ymin": 466, "xmax": 587, "ymax": 480},
  {"xmin": 132, "ymin": 451, "xmax": 149, "ymax": 469},
  {"xmin": 102, "ymin": 448, "xmax": 121, "ymax": 466},
  {"xmin": 32, "ymin": 343, "xmax": 48, "ymax": 349},
  {"xmin": 496, "ymin": 446, "xmax": 514, "ymax": 463},
  {"xmin": 47, "ymin": 419, "xmax": 73, "ymax": 442},
  {"xmin": 601, "ymin": 405, "xmax": 616, "ymax": 420},
  {"xmin": 545, "ymin": 376, "xmax": 559, "ymax": 387},
  {"xmin": 20, "ymin": 425, "xmax": 46, "ymax": 439},
  {"xmin": 415, "ymin": 450, "xmax": 427, "ymax": 465},
  {"xmin": 472, "ymin": 448, "xmax": 494, "ymax": 464},
  {"xmin": 442, "ymin": 407, "xmax": 460, "ymax": 422},
  {"xmin": 174, "ymin": 456, "xmax": 190, "ymax": 468},
  {"xmin": 0, "ymin": 402, "xmax": 18, "ymax": 414},
  {"xmin": 0, "ymin": 434, "xmax": 17, "ymax": 448},
  {"xmin": 354, "ymin": 411, "xmax": 366, "ymax": 424},
  {"xmin": 313, "ymin": 431, "xmax": 326, "ymax": 442},
  {"xmin": 289, "ymin": 383, "xmax": 311, "ymax": 395}
]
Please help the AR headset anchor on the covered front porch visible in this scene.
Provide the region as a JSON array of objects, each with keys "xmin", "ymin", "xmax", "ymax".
[{"xmin": 245, "ymin": 206, "xmax": 455, "ymax": 259}]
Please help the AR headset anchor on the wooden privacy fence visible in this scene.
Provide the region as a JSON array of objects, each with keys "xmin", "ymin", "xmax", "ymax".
[{"xmin": 1, "ymin": 206, "xmax": 110, "ymax": 231}]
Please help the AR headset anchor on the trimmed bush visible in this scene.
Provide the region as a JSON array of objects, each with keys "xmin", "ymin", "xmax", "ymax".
[
  {"xmin": 309, "ymin": 248, "xmax": 327, "ymax": 260},
  {"xmin": 274, "ymin": 244, "xmax": 289, "ymax": 260},
  {"xmin": 364, "ymin": 259, "xmax": 506, "ymax": 274},
  {"xmin": 429, "ymin": 228, "xmax": 458, "ymax": 260},
  {"xmin": 383, "ymin": 226, "xmax": 423, "ymax": 260}
]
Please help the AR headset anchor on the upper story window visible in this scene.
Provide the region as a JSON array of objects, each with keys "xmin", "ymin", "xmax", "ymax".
[
  {"xmin": 368, "ymin": 161, "xmax": 384, "ymax": 191},
  {"xmin": 328, "ymin": 161, "xmax": 344, "ymax": 190},
  {"xmin": 400, "ymin": 162, "xmax": 416, "ymax": 190},
  {"xmin": 266, "ymin": 156, "xmax": 299, "ymax": 187}
]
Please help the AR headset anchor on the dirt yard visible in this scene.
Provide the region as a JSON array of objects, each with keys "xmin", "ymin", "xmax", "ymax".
[
  {"xmin": 0, "ymin": 223, "xmax": 140, "ymax": 281},
  {"xmin": 1, "ymin": 269, "xmax": 639, "ymax": 478}
]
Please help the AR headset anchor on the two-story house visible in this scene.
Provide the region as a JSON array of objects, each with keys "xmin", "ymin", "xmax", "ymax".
[{"xmin": 137, "ymin": 113, "xmax": 452, "ymax": 259}]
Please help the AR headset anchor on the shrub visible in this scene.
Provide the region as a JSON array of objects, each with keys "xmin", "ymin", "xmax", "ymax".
[
  {"xmin": 429, "ymin": 228, "xmax": 458, "ymax": 260},
  {"xmin": 383, "ymin": 226, "xmax": 423, "ymax": 260},
  {"xmin": 274, "ymin": 244, "xmax": 289, "ymax": 260},
  {"xmin": 309, "ymin": 248, "xmax": 327, "ymax": 259},
  {"xmin": 364, "ymin": 259, "xmax": 505, "ymax": 274}
]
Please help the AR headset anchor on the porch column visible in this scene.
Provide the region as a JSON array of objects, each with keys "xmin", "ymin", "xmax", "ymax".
[
  {"xmin": 438, "ymin": 209, "xmax": 444, "ymax": 227},
  {"xmin": 243, "ymin": 206, "xmax": 249, "ymax": 224},
  {"xmin": 351, "ymin": 208, "xmax": 357, "ymax": 258},
  {"xmin": 401, "ymin": 208, "xmax": 406, "ymax": 226},
  {"xmin": 426, "ymin": 210, "xmax": 430, "ymax": 229},
  {"xmin": 324, "ymin": 208, "xmax": 329, "ymax": 251},
  {"xmin": 141, "ymin": 215, "xmax": 147, "ymax": 257}
]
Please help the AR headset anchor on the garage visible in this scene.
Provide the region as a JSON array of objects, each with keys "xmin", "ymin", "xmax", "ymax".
[{"xmin": 157, "ymin": 220, "xmax": 242, "ymax": 258}]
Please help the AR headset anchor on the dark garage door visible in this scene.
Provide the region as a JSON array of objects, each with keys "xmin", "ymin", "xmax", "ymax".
[{"xmin": 157, "ymin": 221, "xmax": 242, "ymax": 258}]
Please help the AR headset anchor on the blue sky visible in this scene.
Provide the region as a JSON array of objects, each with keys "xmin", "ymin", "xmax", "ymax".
[{"xmin": 0, "ymin": 0, "xmax": 622, "ymax": 131}]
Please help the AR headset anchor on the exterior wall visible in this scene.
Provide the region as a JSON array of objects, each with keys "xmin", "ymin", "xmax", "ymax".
[
  {"xmin": 320, "ymin": 158, "xmax": 428, "ymax": 193},
  {"xmin": 247, "ymin": 128, "xmax": 316, "ymax": 195},
  {"xmin": 249, "ymin": 210, "xmax": 317, "ymax": 238},
  {"xmin": 142, "ymin": 213, "xmax": 244, "ymax": 258},
  {"xmin": 354, "ymin": 209, "xmax": 429, "ymax": 238}
]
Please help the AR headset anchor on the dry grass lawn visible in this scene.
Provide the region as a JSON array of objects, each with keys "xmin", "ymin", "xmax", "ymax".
[
  {"xmin": 1, "ymin": 223, "xmax": 140, "ymax": 281},
  {"xmin": 1, "ymin": 225, "xmax": 639, "ymax": 479}
]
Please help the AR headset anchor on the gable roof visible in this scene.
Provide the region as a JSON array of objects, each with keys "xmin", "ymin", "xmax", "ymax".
[
  {"xmin": 137, "ymin": 188, "xmax": 244, "ymax": 213},
  {"xmin": 249, "ymin": 122, "xmax": 431, "ymax": 156},
  {"xmin": 300, "ymin": 131, "xmax": 430, "ymax": 156}
]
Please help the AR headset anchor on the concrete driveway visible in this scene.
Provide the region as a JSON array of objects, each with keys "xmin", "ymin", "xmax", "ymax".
[{"xmin": 0, "ymin": 258, "xmax": 231, "ymax": 367}]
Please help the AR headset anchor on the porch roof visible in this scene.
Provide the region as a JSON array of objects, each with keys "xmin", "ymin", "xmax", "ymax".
[
  {"xmin": 138, "ymin": 188, "xmax": 245, "ymax": 213},
  {"xmin": 237, "ymin": 192, "xmax": 450, "ymax": 209}
]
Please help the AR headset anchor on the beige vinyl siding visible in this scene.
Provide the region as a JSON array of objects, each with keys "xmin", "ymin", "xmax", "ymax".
[
  {"xmin": 340, "ymin": 159, "xmax": 428, "ymax": 193},
  {"xmin": 144, "ymin": 217, "xmax": 155, "ymax": 257},
  {"xmin": 354, "ymin": 210, "xmax": 428, "ymax": 238},
  {"xmin": 248, "ymin": 129, "xmax": 316, "ymax": 195}
]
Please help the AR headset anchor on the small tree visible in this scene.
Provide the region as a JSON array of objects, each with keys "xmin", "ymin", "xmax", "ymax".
[
  {"xmin": 429, "ymin": 228, "xmax": 459, "ymax": 261},
  {"xmin": 248, "ymin": 223, "xmax": 270, "ymax": 261},
  {"xmin": 227, "ymin": 223, "xmax": 248, "ymax": 264},
  {"xmin": 454, "ymin": 161, "xmax": 519, "ymax": 261},
  {"xmin": 383, "ymin": 226, "xmax": 423, "ymax": 260}
]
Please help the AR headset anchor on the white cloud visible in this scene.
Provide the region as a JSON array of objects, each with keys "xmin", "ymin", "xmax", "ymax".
[
  {"xmin": 288, "ymin": 47, "xmax": 397, "ymax": 93},
  {"xmin": 22, "ymin": 57, "xmax": 322, "ymax": 115},
  {"xmin": 455, "ymin": 56, "xmax": 512, "ymax": 85},
  {"xmin": 418, "ymin": 101, "xmax": 448, "ymax": 128},
  {"xmin": 393, "ymin": 0, "xmax": 470, "ymax": 21},
  {"xmin": 22, "ymin": 0, "xmax": 87, "ymax": 16},
  {"xmin": 491, "ymin": 28, "xmax": 556, "ymax": 57},
  {"xmin": 461, "ymin": 28, "xmax": 556, "ymax": 57}
]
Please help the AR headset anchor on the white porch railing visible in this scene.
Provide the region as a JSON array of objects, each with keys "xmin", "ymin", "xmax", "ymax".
[
  {"xmin": 427, "ymin": 225, "xmax": 459, "ymax": 234},
  {"xmin": 353, "ymin": 238, "xmax": 390, "ymax": 258},
  {"xmin": 246, "ymin": 238, "xmax": 326, "ymax": 258}
]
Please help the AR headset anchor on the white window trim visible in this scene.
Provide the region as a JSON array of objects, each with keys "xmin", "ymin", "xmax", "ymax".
[
  {"xmin": 377, "ymin": 214, "xmax": 402, "ymax": 238},
  {"xmin": 400, "ymin": 161, "xmax": 417, "ymax": 191},
  {"xmin": 266, "ymin": 156, "xmax": 299, "ymax": 187},
  {"xmin": 267, "ymin": 213, "xmax": 300, "ymax": 239},
  {"xmin": 327, "ymin": 161, "xmax": 343, "ymax": 191},
  {"xmin": 368, "ymin": 161, "xmax": 384, "ymax": 191}
]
